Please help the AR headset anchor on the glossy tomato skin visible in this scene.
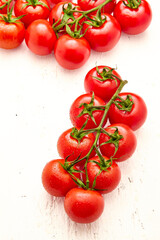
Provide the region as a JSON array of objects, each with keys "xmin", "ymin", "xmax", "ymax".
[
  {"xmin": 57, "ymin": 128, "xmax": 96, "ymax": 166},
  {"xmin": 108, "ymin": 92, "xmax": 147, "ymax": 131},
  {"xmin": 78, "ymin": 0, "xmax": 116, "ymax": 14},
  {"xmin": 84, "ymin": 156, "xmax": 121, "ymax": 193},
  {"xmin": 49, "ymin": 1, "xmax": 82, "ymax": 32},
  {"xmin": 54, "ymin": 34, "xmax": 91, "ymax": 70},
  {"xmin": 64, "ymin": 188, "xmax": 104, "ymax": 223},
  {"xmin": 0, "ymin": 16, "xmax": 25, "ymax": 49},
  {"xmin": 42, "ymin": 159, "xmax": 80, "ymax": 197},
  {"xmin": 14, "ymin": 0, "xmax": 50, "ymax": 28},
  {"xmin": 83, "ymin": 13, "xmax": 121, "ymax": 52},
  {"xmin": 25, "ymin": 19, "xmax": 57, "ymax": 55},
  {"xmin": 70, "ymin": 93, "xmax": 107, "ymax": 129},
  {"xmin": 84, "ymin": 66, "xmax": 121, "ymax": 102},
  {"xmin": 99, "ymin": 123, "xmax": 137, "ymax": 161},
  {"xmin": 113, "ymin": 0, "xmax": 152, "ymax": 35}
]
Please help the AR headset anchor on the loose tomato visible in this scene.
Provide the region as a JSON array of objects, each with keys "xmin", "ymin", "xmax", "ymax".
[
  {"xmin": 84, "ymin": 65, "xmax": 122, "ymax": 102},
  {"xmin": 14, "ymin": 0, "xmax": 50, "ymax": 28},
  {"xmin": 0, "ymin": 15, "xmax": 25, "ymax": 49},
  {"xmin": 42, "ymin": 159, "xmax": 80, "ymax": 197},
  {"xmin": 57, "ymin": 127, "xmax": 96, "ymax": 166},
  {"xmin": 84, "ymin": 156, "xmax": 121, "ymax": 193},
  {"xmin": 64, "ymin": 188, "xmax": 104, "ymax": 223},
  {"xmin": 99, "ymin": 123, "xmax": 137, "ymax": 161},
  {"xmin": 25, "ymin": 19, "xmax": 57, "ymax": 55},
  {"xmin": 113, "ymin": 0, "xmax": 152, "ymax": 35},
  {"xmin": 78, "ymin": 0, "xmax": 116, "ymax": 14},
  {"xmin": 49, "ymin": 1, "xmax": 82, "ymax": 32},
  {"xmin": 83, "ymin": 13, "xmax": 121, "ymax": 52},
  {"xmin": 54, "ymin": 34, "xmax": 90, "ymax": 70},
  {"xmin": 108, "ymin": 92, "xmax": 147, "ymax": 131},
  {"xmin": 70, "ymin": 93, "xmax": 107, "ymax": 129}
]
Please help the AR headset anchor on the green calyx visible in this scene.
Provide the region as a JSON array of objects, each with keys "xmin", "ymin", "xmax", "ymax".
[
  {"xmin": 100, "ymin": 127, "xmax": 123, "ymax": 156},
  {"xmin": 77, "ymin": 92, "xmax": 105, "ymax": 125},
  {"xmin": 123, "ymin": 0, "xmax": 141, "ymax": 9},
  {"xmin": 93, "ymin": 66, "xmax": 122, "ymax": 85},
  {"xmin": 114, "ymin": 94, "xmax": 134, "ymax": 112},
  {"xmin": 84, "ymin": 9, "xmax": 106, "ymax": 28},
  {"xmin": 21, "ymin": 0, "xmax": 49, "ymax": 9}
]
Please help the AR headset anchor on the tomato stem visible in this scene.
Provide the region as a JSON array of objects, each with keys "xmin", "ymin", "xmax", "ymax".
[
  {"xmin": 123, "ymin": 0, "xmax": 141, "ymax": 9},
  {"xmin": 66, "ymin": 78, "xmax": 128, "ymax": 189},
  {"xmin": 53, "ymin": 0, "xmax": 113, "ymax": 37}
]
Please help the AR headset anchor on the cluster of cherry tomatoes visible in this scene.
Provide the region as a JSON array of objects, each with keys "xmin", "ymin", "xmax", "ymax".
[
  {"xmin": 42, "ymin": 65, "xmax": 147, "ymax": 223},
  {"xmin": 0, "ymin": 0, "xmax": 152, "ymax": 69}
]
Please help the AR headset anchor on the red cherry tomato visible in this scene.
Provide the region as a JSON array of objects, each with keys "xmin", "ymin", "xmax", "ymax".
[
  {"xmin": 70, "ymin": 93, "xmax": 107, "ymax": 129},
  {"xmin": 42, "ymin": 159, "xmax": 80, "ymax": 197},
  {"xmin": 84, "ymin": 156, "xmax": 121, "ymax": 193},
  {"xmin": 57, "ymin": 128, "xmax": 96, "ymax": 166},
  {"xmin": 54, "ymin": 34, "xmax": 91, "ymax": 70},
  {"xmin": 0, "ymin": 15, "xmax": 25, "ymax": 49},
  {"xmin": 83, "ymin": 13, "xmax": 121, "ymax": 52},
  {"xmin": 25, "ymin": 19, "xmax": 57, "ymax": 56},
  {"xmin": 99, "ymin": 123, "xmax": 137, "ymax": 161},
  {"xmin": 64, "ymin": 188, "xmax": 104, "ymax": 223},
  {"xmin": 49, "ymin": 1, "xmax": 82, "ymax": 32},
  {"xmin": 108, "ymin": 92, "xmax": 147, "ymax": 131},
  {"xmin": 113, "ymin": 0, "xmax": 152, "ymax": 35},
  {"xmin": 84, "ymin": 65, "xmax": 122, "ymax": 102},
  {"xmin": 78, "ymin": 0, "xmax": 116, "ymax": 14},
  {"xmin": 14, "ymin": 0, "xmax": 50, "ymax": 28}
]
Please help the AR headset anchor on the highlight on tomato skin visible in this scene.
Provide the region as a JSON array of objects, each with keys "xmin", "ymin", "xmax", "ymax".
[
  {"xmin": 99, "ymin": 123, "xmax": 137, "ymax": 162},
  {"xmin": 84, "ymin": 65, "xmax": 122, "ymax": 102},
  {"xmin": 64, "ymin": 188, "xmax": 105, "ymax": 223},
  {"xmin": 83, "ymin": 156, "xmax": 121, "ymax": 194},
  {"xmin": 108, "ymin": 92, "xmax": 147, "ymax": 131},
  {"xmin": 25, "ymin": 19, "xmax": 57, "ymax": 56},
  {"xmin": 113, "ymin": 0, "xmax": 152, "ymax": 35},
  {"xmin": 54, "ymin": 34, "xmax": 91, "ymax": 70},
  {"xmin": 0, "ymin": 15, "xmax": 25, "ymax": 49},
  {"xmin": 57, "ymin": 127, "xmax": 96, "ymax": 166},
  {"xmin": 70, "ymin": 93, "xmax": 108, "ymax": 129},
  {"xmin": 83, "ymin": 13, "xmax": 121, "ymax": 52},
  {"xmin": 14, "ymin": 0, "xmax": 51, "ymax": 28},
  {"xmin": 41, "ymin": 159, "xmax": 80, "ymax": 197}
]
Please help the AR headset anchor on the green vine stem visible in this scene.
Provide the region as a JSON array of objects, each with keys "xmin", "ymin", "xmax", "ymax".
[
  {"xmin": 66, "ymin": 78, "xmax": 128, "ymax": 189},
  {"xmin": 53, "ymin": 0, "xmax": 112, "ymax": 34}
]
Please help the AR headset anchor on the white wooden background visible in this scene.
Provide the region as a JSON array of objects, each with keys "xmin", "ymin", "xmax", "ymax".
[{"xmin": 0, "ymin": 1, "xmax": 160, "ymax": 239}]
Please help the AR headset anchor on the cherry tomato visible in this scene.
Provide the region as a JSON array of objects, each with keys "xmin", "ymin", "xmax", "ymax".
[
  {"xmin": 84, "ymin": 156, "xmax": 121, "ymax": 193},
  {"xmin": 108, "ymin": 92, "xmax": 147, "ymax": 131},
  {"xmin": 25, "ymin": 19, "xmax": 57, "ymax": 55},
  {"xmin": 99, "ymin": 123, "xmax": 137, "ymax": 161},
  {"xmin": 42, "ymin": 159, "xmax": 80, "ymax": 197},
  {"xmin": 54, "ymin": 34, "xmax": 91, "ymax": 70},
  {"xmin": 113, "ymin": 0, "xmax": 152, "ymax": 35},
  {"xmin": 57, "ymin": 128, "xmax": 96, "ymax": 166},
  {"xmin": 84, "ymin": 65, "xmax": 122, "ymax": 102},
  {"xmin": 70, "ymin": 93, "xmax": 107, "ymax": 129},
  {"xmin": 49, "ymin": 1, "xmax": 82, "ymax": 32},
  {"xmin": 0, "ymin": 15, "xmax": 25, "ymax": 49},
  {"xmin": 64, "ymin": 188, "xmax": 104, "ymax": 223},
  {"xmin": 83, "ymin": 13, "xmax": 121, "ymax": 52},
  {"xmin": 78, "ymin": 0, "xmax": 116, "ymax": 15},
  {"xmin": 14, "ymin": 0, "xmax": 50, "ymax": 28}
]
